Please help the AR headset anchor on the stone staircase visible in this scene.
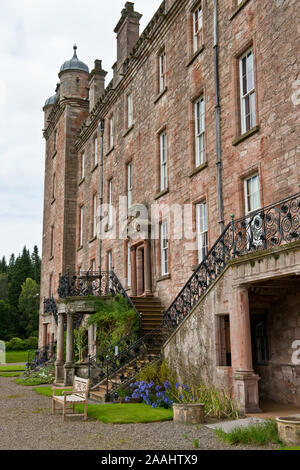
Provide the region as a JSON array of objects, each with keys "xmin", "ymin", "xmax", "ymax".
[{"xmin": 89, "ymin": 297, "xmax": 164, "ymax": 402}]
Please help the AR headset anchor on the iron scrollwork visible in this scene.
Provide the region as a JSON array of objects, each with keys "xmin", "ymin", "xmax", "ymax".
[{"xmin": 163, "ymin": 192, "xmax": 300, "ymax": 334}]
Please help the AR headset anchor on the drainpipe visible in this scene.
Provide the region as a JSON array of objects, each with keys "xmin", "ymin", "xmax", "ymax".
[
  {"xmin": 214, "ymin": 0, "xmax": 224, "ymax": 233},
  {"xmin": 98, "ymin": 119, "xmax": 105, "ymax": 272}
]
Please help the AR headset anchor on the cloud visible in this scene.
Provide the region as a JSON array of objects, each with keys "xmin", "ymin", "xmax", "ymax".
[{"xmin": 0, "ymin": 0, "xmax": 162, "ymax": 260}]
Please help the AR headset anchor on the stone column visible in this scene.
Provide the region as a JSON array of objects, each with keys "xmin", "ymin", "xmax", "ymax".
[
  {"xmin": 130, "ymin": 246, "xmax": 137, "ymax": 296},
  {"xmin": 136, "ymin": 247, "xmax": 144, "ymax": 296},
  {"xmin": 55, "ymin": 314, "xmax": 65, "ymax": 383},
  {"xmin": 64, "ymin": 313, "xmax": 75, "ymax": 386},
  {"xmin": 41, "ymin": 323, "xmax": 48, "ymax": 349},
  {"xmin": 144, "ymin": 240, "xmax": 152, "ymax": 296},
  {"xmin": 231, "ymin": 286, "xmax": 261, "ymax": 413},
  {"xmin": 88, "ymin": 323, "xmax": 94, "ymax": 357}
]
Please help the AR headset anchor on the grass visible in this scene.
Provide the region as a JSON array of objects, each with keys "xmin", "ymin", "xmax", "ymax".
[
  {"xmin": 34, "ymin": 386, "xmax": 173, "ymax": 424},
  {"xmin": 0, "ymin": 372, "xmax": 24, "ymax": 377},
  {"xmin": 4, "ymin": 350, "xmax": 34, "ymax": 363},
  {"xmin": 0, "ymin": 365, "xmax": 26, "ymax": 371},
  {"xmin": 214, "ymin": 421, "xmax": 281, "ymax": 446}
]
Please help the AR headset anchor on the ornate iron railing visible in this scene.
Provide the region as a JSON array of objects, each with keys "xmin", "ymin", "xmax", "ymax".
[
  {"xmin": 88, "ymin": 332, "xmax": 138, "ymax": 384},
  {"xmin": 90, "ymin": 327, "xmax": 162, "ymax": 398},
  {"xmin": 58, "ymin": 270, "xmax": 141, "ymax": 328},
  {"xmin": 163, "ymin": 192, "xmax": 300, "ymax": 333},
  {"xmin": 44, "ymin": 296, "xmax": 58, "ymax": 325}
]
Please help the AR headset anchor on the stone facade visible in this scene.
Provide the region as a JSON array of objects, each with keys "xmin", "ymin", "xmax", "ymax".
[{"xmin": 39, "ymin": 0, "xmax": 300, "ymax": 409}]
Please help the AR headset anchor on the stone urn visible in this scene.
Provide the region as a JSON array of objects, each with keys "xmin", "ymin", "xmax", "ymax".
[
  {"xmin": 173, "ymin": 403, "xmax": 205, "ymax": 425},
  {"xmin": 276, "ymin": 416, "xmax": 300, "ymax": 446}
]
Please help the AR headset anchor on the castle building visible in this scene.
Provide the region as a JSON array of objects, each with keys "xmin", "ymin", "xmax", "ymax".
[{"xmin": 40, "ymin": 0, "xmax": 300, "ymax": 413}]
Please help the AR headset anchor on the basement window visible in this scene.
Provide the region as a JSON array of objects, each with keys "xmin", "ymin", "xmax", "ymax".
[{"xmin": 216, "ymin": 315, "xmax": 231, "ymax": 367}]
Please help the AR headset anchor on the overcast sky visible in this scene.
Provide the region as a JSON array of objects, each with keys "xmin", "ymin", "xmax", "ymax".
[{"xmin": 0, "ymin": 0, "xmax": 162, "ymax": 262}]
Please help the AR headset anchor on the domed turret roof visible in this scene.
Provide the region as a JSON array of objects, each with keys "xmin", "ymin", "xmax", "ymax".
[
  {"xmin": 59, "ymin": 45, "xmax": 89, "ymax": 74},
  {"xmin": 44, "ymin": 93, "xmax": 57, "ymax": 107}
]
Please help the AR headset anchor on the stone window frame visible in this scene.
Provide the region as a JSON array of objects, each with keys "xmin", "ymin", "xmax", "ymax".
[
  {"xmin": 188, "ymin": 88, "xmax": 208, "ymax": 177},
  {"xmin": 79, "ymin": 151, "xmax": 85, "ymax": 183},
  {"xmin": 91, "ymin": 192, "xmax": 98, "ymax": 241},
  {"xmin": 54, "ymin": 128, "xmax": 58, "ymax": 154},
  {"xmin": 187, "ymin": 0, "xmax": 205, "ymax": 65},
  {"xmin": 125, "ymin": 91, "xmax": 134, "ymax": 132},
  {"xmin": 156, "ymin": 45, "xmax": 167, "ymax": 99},
  {"xmin": 90, "ymin": 258, "xmax": 96, "ymax": 274},
  {"xmin": 50, "ymin": 224, "xmax": 54, "ymax": 259},
  {"xmin": 159, "ymin": 128, "xmax": 168, "ymax": 193},
  {"xmin": 78, "ymin": 204, "xmax": 84, "ymax": 249},
  {"xmin": 107, "ymin": 177, "xmax": 114, "ymax": 230},
  {"xmin": 93, "ymin": 133, "xmax": 98, "ymax": 168},
  {"xmin": 238, "ymin": 164, "xmax": 263, "ymax": 217},
  {"xmin": 125, "ymin": 159, "xmax": 133, "ymax": 210},
  {"xmin": 160, "ymin": 219, "xmax": 169, "ymax": 277},
  {"xmin": 108, "ymin": 114, "xmax": 114, "ymax": 151},
  {"xmin": 191, "ymin": 192, "xmax": 210, "ymax": 269},
  {"xmin": 52, "ymin": 172, "xmax": 56, "ymax": 202},
  {"xmin": 232, "ymin": 39, "xmax": 260, "ymax": 146}
]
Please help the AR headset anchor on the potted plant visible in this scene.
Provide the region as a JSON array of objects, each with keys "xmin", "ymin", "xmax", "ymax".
[{"xmin": 172, "ymin": 383, "xmax": 204, "ymax": 425}]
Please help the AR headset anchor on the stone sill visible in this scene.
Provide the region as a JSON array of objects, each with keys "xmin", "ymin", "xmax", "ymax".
[
  {"xmin": 91, "ymin": 163, "xmax": 98, "ymax": 173},
  {"xmin": 123, "ymin": 124, "xmax": 134, "ymax": 138},
  {"xmin": 89, "ymin": 236, "xmax": 97, "ymax": 244},
  {"xmin": 189, "ymin": 162, "xmax": 208, "ymax": 178},
  {"xmin": 154, "ymin": 87, "xmax": 168, "ymax": 104},
  {"xmin": 105, "ymin": 146, "xmax": 114, "ymax": 157},
  {"xmin": 186, "ymin": 45, "xmax": 205, "ymax": 67},
  {"xmin": 232, "ymin": 125, "xmax": 260, "ymax": 146},
  {"xmin": 154, "ymin": 188, "xmax": 169, "ymax": 200},
  {"xmin": 157, "ymin": 274, "xmax": 171, "ymax": 282},
  {"xmin": 230, "ymin": 0, "xmax": 250, "ymax": 21},
  {"xmin": 52, "ymin": 150, "xmax": 57, "ymax": 159},
  {"xmin": 78, "ymin": 177, "xmax": 85, "ymax": 186}
]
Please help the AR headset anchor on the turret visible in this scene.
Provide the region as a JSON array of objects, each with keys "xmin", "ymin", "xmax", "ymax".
[{"xmin": 58, "ymin": 45, "xmax": 89, "ymax": 100}]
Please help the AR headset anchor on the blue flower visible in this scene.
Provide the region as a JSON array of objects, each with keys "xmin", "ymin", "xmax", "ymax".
[
  {"xmin": 152, "ymin": 403, "xmax": 158, "ymax": 408},
  {"xmin": 175, "ymin": 382, "xmax": 180, "ymax": 389},
  {"xmin": 125, "ymin": 396, "xmax": 130, "ymax": 402}
]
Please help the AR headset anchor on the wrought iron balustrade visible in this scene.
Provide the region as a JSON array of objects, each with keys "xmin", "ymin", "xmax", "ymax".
[
  {"xmin": 164, "ymin": 192, "xmax": 300, "ymax": 334},
  {"xmin": 58, "ymin": 270, "xmax": 141, "ymax": 328},
  {"xmin": 90, "ymin": 327, "xmax": 162, "ymax": 398},
  {"xmin": 44, "ymin": 296, "xmax": 58, "ymax": 325}
]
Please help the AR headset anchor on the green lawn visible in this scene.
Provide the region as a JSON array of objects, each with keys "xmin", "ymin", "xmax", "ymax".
[
  {"xmin": 4, "ymin": 350, "xmax": 34, "ymax": 363},
  {"xmin": 34, "ymin": 386, "xmax": 173, "ymax": 424},
  {"xmin": 0, "ymin": 372, "xmax": 24, "ymax": 377},
  {"xmin": 0, "ymin": 365, "xmax": 26, "ymax": 372},
  {"xmin": 281, "ymin": 446, "xmax": 300, "ymax": 450}
]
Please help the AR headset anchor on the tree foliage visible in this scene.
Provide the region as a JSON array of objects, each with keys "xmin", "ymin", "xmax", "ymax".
[
  {"xmin": 0, "ymin": 246, "xmax": 41, "ymax": 340},
  {"xmin": 87, "ymin": 295, "xmax": 139, "ymax": 353}
]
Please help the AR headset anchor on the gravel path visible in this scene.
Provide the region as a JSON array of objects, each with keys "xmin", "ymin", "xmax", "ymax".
[{"xmin": 0, "ymin": 377, "xmax": 276, "ymax": 450}]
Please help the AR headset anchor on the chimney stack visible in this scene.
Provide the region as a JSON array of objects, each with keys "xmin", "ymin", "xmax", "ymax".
[
  {"xmin": 114, "ymin": 2, "xmax": 142, "ymax": 80},
  {"xmin": 89, "ymin": 60, "xmax": 107, "ymax": 111}
]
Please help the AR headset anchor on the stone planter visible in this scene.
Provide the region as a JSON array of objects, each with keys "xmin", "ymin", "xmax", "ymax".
[
  {"xmin": 173, "ymin": 403, "xmax": 205, "ymax": 425},
  {"xmin": 276, "ymin": 416, "xmax": 300, "ymax": 446}
]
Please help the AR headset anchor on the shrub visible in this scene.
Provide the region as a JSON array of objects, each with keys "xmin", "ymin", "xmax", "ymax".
[
  {"xmin": 135, "ymin": 360, "xmax": 177, "ymax": 388},
  {"xmin": 87, "ymin": 294, "xmax": 139, "ymax": 354},
  {"xmin": 126, "ymin": 380, "xmax": 173, "ymax": 409},
  {"xmin": 17, "ymin": 363, "xmax": 54, "ymax": 385},
  {"xmin": 23, "ymin": 336, "xmax": 38, "ymax": 350},
  {"xmin": 6, "ymin": 337, "xmax": 26, "ymax": 351}
]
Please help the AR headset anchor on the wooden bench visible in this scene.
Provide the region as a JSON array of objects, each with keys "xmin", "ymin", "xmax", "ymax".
[{"xmin": 52, "ymin": 376, "xmax": 90, "ymax": 421}]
